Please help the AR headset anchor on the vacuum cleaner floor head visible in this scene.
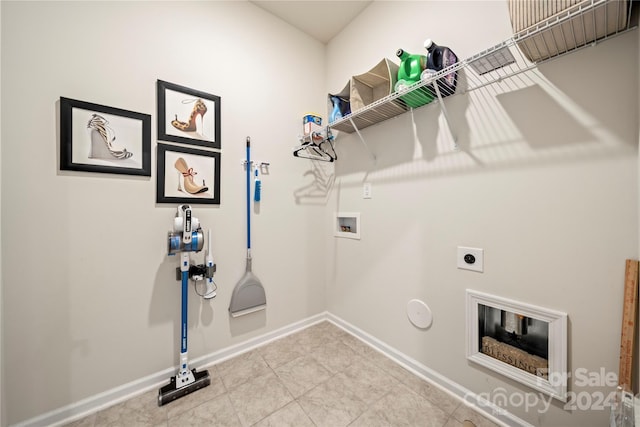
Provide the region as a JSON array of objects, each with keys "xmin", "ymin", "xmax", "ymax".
[{"xmin": 158, "ymin": 369, "xmax": 210, "ymax": 406}]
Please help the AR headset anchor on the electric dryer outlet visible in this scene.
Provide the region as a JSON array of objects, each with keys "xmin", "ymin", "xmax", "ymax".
[{"xmin": 457, "ymin": 246, "xmax": 484, "ymax": 272}]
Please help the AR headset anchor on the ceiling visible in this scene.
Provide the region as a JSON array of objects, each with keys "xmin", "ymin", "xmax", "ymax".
[{"xmin": 249, "ymin": 1, "xmax": 373, "ymax": 44}]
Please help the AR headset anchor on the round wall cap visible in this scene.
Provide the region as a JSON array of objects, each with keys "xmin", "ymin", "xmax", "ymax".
[{"xmin": 407, "ymin": 299, "xmax": 432, "ymax": 329}]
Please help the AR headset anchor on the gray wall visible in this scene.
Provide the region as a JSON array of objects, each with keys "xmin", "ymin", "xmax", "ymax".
[
  {"xmin": 2, "ymin": 1, "xmax": 639, "ymax": 426},
  {"xmin": 0, "ymin": 1, "xmax": 3, "ymax": 424},
  {"xmin": 1, "ymin": 1, "xmax": 327, "ymax": 424},
  {"xmin": 325, "ymin": 2, "xmax": 638, "ymax": 426}
]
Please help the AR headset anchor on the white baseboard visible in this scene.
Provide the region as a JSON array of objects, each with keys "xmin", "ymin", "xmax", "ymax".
[
  {"xmin": 14, "ymin": 312, "xmax": 327, "ymax": 427},
  {"xmin": 14, "ymin": 311, "xmax": 529, "ymax": 427},
  {"xmin": 325, "ymin": 313, "xmax": 533, "ymax": 427}
]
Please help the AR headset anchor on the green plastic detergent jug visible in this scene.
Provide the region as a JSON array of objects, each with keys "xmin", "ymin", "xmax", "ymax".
[{"xmin": 394, "ymin": 48, "xmax": 434, "ymax": 108}]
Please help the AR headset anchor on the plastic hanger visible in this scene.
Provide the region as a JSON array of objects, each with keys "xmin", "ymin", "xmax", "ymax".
[{"xmin": 293, "ymin": 129, "xmax": 337, "ymax": 162}]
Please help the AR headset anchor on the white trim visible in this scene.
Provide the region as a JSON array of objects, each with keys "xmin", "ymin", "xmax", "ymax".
[
  {"xmin": 465, "ymin": 290, "xmax": 568, "ymax": 402},
  {"xmin": 14, "ymin": 311, "xmax": 531, "ymax": 427},
  {"xmin": 14, "ymin": 312, "xmax": 327, "ymax": 427},
  {"xmin": 326, "ymin": 313, "xmax": 533, "ymax": 427},
  {"xmin": 192, "ymin": 312, "xmax": 327, "ymax": 368}
]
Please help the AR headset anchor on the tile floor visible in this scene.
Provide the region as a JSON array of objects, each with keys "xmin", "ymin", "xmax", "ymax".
[{"xmin": 64, "ymin": 321, "xmax": 501, "ymax": 427}]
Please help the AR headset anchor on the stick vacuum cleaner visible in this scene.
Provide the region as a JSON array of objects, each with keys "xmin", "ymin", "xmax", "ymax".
[{"xmin": 158, "ymin": 204, "xmax": 215, "ymax": 406}]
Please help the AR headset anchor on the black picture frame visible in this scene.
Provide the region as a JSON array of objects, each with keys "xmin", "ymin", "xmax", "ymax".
[
  {"xmin": 157, "ymin": 143, "xmax": 221, "ymax": 205},
  {"xmin": 157, "ymin": 80, "xmax": 221, "ymax": 149},
  {"xmin": 60, "ymin": 97, "xmax": 151, "ymax": 176}
]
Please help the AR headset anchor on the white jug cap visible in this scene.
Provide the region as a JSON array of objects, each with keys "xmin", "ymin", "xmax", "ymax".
[{"xmin": 424, "ymin": 38, "xmax": 433, "ymax": 49}]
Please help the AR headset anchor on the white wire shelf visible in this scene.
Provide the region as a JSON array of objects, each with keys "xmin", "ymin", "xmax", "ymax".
[{"xmin": 329, "ymin": 0, "xmax": 635, "ymax": 135}]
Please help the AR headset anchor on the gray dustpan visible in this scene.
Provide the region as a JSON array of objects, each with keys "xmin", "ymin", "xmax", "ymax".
[
  {"xmin": 229, "ymin": 256, "xmax": 266, "ymax": 317},
  {"xmin": 229, "ymin": 137, "xmax": 266, "ymax": 317}
]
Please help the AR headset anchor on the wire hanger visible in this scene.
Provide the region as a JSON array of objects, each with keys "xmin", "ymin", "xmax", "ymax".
[{"xmin": 293, "ymin": 128, "xmax": 337, "ymax": 162}]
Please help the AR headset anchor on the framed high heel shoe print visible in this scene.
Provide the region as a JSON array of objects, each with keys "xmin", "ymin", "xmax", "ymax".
[
  {"xmin": 157, "ymin": 80, "xmax": 221, "ymax": 149},
  {"xmin": 60, "ymin": 97, "xmax": 151, "ymax": 176},
  {"xmin": 156, "ymin": 143, "xmax": 221, "ymax": 205}
]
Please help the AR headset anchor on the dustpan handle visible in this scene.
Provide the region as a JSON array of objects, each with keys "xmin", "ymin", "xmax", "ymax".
[{"xmin": 246, "ymin": 136, "xmax": 251, "ymax": 251}]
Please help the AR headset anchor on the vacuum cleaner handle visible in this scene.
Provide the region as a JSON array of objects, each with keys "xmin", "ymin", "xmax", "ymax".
[{"xmin": 246, "ymin": 136, "xmax": 251, "ymax": 251}]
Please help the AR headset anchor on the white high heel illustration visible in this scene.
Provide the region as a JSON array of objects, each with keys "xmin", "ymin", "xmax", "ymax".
[{"xmin": 87, "ymin": 114, "xmax": 133, "ymax": 160}]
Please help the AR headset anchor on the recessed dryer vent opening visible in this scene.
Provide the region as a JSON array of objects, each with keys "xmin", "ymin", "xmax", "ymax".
[{"xmin": 335, "ymin": 212, "xmax": 360, "ymax": 240}]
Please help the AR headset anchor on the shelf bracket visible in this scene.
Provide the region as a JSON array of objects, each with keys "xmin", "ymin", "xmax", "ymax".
[
  {"xmin": 432, "ymin": 82, "xmax": 458, "ymax": 150},
  {"xmin": 349, "ymin": 117, "xmax": 377, "ymax": 162}
]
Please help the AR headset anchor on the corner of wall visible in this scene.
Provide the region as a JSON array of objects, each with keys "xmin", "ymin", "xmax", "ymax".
[
  {"xmin": 1, "ymin": 1, "xmax": 5, "ymax": 424},
  {"xmin": 636, "ymin": 22, "xmax": 640, "ymax": 398}
]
